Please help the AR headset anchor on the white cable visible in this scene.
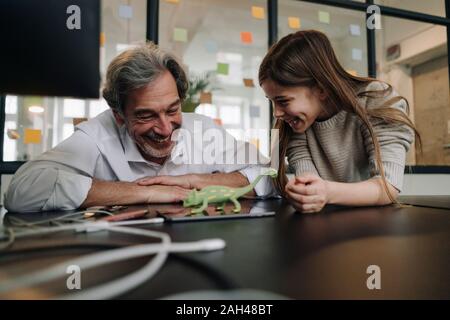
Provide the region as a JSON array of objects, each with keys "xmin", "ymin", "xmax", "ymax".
[{"xmin": 0, "ymin": 220, "xmax": 226, "ymax": 299}]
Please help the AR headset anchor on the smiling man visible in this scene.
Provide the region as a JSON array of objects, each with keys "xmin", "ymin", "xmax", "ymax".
[{"xmin": 4, "ymin": 43, "xmax": 274, "ymax": 212}]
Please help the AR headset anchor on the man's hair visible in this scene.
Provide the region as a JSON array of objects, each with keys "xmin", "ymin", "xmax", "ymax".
[{"xmin": 102, "ymin": 42, "xmax": 188, "ymax": 114}]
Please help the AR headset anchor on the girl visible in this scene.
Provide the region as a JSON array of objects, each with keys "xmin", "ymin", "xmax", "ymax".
[{"xmin": 259, "ymin": 30, "xmax": 420, "ymax": 213}]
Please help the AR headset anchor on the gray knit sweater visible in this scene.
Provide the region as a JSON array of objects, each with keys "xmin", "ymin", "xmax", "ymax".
[{"xmin": 287, "ymin": 81, "xmax": 414, "ymax": 192}]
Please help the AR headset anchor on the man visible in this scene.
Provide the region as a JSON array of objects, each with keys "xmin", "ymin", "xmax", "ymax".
[{"xmin": 4, "ymin": 43, "xmax": 274, "ymax": 212}]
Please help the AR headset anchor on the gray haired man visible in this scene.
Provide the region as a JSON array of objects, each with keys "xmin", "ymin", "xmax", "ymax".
[{"xmin": 5, "ymin": 43, "xmax": 274, "ymax": 212}]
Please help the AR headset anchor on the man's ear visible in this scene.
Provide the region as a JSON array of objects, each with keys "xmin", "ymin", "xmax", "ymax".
[{"xmin": 113, "ymin": 110, "xmax": 125, "ymax": 126}]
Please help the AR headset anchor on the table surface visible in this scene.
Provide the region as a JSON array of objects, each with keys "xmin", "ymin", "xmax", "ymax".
[{"xmin": 1, "ymin": 197, "xmax": 449, "ymax": 299}]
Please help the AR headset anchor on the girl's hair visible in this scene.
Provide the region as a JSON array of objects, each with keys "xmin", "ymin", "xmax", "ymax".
[{"xmin": 259, "ymin": 30, "xmax": 421, "ymax": 202}]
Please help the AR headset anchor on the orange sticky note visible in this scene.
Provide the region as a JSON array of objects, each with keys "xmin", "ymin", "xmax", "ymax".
[
  {"xmin": 200, "ymin": 92, "xmax": 212, "ymax": 104},
  {"xmin": 251, "ymin": 6, "xmax": 265, "ymax": 19},
  {"xmin": 100, "ymin": 32, "xmax": 106, "ymax": 46},
  {"xmin": 241, "ymin": 31, "xmax": 253, "ymax": 44},
  {"xmin": 213, "ymin": 118, "xmax": 223, "ymax": 126},
  {"xmin": 24, "ymin": 128, "xmax": 41, "ymax": 144},
  {"xmin": 288, "ymin": 17, "xmax": 301, "ymax": 29},
  {"xmin": 165, "ymin": 0, "xmax": 179, "ymax": 3},
  {"xmin": 243, "ymin": 78, "xmax": 254, "ymax": 87}
]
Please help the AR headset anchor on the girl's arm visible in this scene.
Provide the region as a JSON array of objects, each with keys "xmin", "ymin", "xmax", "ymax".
[
  {"xmin": 285, "ymin": 173, "xmax": 399, "ymax": 213},
  {"xmin": 326, "ymin": 177, "xmax": 399, "ymax": 206}
]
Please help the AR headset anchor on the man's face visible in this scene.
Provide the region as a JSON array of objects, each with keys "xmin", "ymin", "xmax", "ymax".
[{"xmin": 115, "ymin": 71, "xmax": 182, "ymax": 161}]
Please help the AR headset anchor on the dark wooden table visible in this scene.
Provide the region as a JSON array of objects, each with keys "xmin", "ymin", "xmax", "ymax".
[{"xmin": 1, "ymin": 197, "xmax": 449, "ymax": 299}]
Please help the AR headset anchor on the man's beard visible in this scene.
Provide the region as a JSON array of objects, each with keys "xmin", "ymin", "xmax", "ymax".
[{"xmin": 132, "ymin": 125, "xmax": 181, "ymax": 160}]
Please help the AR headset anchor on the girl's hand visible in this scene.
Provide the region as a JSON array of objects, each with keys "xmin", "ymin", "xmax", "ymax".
[{"xmin": 285, "ymin": 173, "xmax": 330, "ymax": 213}]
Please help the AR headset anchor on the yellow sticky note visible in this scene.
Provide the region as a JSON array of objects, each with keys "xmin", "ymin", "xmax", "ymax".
[
  {"xmin": 251, "ymin": 6, "xmax": 265, "ymax": 19},
  {"xmin": 24, "ymin": 129, "xmax": 41, "ymax": 144},
  {"xmin": 100, "ymin": 32, "xmax": 106, "ymax": 46},
  {"xmin": 318, "ymin": 11, "xmax": 330, "ymax": 24},
  {"xmin": 173, "ymin": 28, "xmax": 187, "ymax": 42},
  {"xmin": 288, "ymin": 17, "xmax": 301, "ymax": 29}
]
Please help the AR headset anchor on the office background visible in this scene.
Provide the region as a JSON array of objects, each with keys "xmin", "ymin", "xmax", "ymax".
[{"xmin": 0, "ymin": 0, "xmax": 449, "ymax": 198}]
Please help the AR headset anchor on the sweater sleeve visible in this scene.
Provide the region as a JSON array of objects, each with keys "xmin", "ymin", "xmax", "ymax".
[
  {"xmin": 360, "ymin": 81, "xmax": 414, "ymax": 192},
  {"xmin": 286, "ymin": 132, "xmax": 319, "ymax": 176}
]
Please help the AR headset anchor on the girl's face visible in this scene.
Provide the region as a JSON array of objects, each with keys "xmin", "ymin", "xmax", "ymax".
[{"xmin": 261, "ymin": 79, "xmax": 328, "ymax": 133}]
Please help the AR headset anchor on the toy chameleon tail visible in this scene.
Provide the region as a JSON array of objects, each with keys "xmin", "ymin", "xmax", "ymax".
[{"xmin": 234, "ymin": 168, "xmax": 278, "ymax": 198}]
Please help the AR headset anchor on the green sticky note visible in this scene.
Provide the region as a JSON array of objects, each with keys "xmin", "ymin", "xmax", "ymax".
[
  {"xmin": 217, "ymin": 63, "xmax": 229, "ymax": 75},
  {"xmin": 173, "ymin": 28, "xmax": 187, "ymax": 42},
  {"xmin": 318, "ymin": 11, "xmax": 330, "ymax": 24}
]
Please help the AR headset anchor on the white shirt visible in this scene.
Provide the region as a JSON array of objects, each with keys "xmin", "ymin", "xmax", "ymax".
[{"xmin": 5, "ymin": 110, "xmax": 275, "ymax": 212}]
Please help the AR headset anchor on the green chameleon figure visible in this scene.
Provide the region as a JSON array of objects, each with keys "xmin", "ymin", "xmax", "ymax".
[{"xmin": 183, "ymin": 169, "xmax": 278, "ymax": 214}]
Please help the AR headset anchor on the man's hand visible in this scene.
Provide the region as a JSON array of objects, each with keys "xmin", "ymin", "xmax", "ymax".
[
  {"xmin": 80, "ymin": 179, "xmax": 191, "ymax": 208},
  {"xmin": 136, "ymin": 174, "xmax": 197, "ymax": 189},
  {"xmin": 145, "ymin": 185, "xmax": 191, "ymax": 203},
  {"xmin": 135, "ymin": 172, "xmax": 256, "ymax": 197},
  {"xmin": 285, "ymin": 173, "xmax": 329, "ymax": 213}
]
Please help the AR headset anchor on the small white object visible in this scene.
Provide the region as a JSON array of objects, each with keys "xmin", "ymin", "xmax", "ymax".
[
  {"xmin": 349, "ymin": 24, "xmax": 361, "ymax": 36},
  {"xmin": 352, "ymin": 48, "xmax": 363, "ymax": 61},
  {"xmin": 119, "ymin": 5, "xmax": 133, "ymax": 19},
  {"xmin": 28, "ymin": 105, "xmax": 44, "ymax": 113}
]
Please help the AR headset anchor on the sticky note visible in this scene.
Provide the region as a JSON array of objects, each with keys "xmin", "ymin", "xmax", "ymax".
[
  {"xmin": 249, "ymin": 105, "xmax": 260, "ymax": 117},
  {"xmin": 243, "ymin": 78, "xmax": 254, "ymax": 87},
  {"xmin": 173, "ymin": 28, "xmax": 188, "ymax": 42},
  {"xmin": 200, "ymin": 92, "xmax": 212, "ymax": 104},
  {"xmin": 24, "ymin": 128, "xmax": 41, "ymax": 144},
  {"xmin": 100, "ymin": 32, "xmax": 106, "ymax": 46},
  {"xmin": 347, "ymin": 70, "xmax": 358, "ymax": 76},
  {"xmin": 165, "ymin": 0, "xmax": 179, "ymax": 3},
  {"xmin": 213, "ymin": 118, "xmax": 223, "ymax": 126},
  {"xmin": 318, "ymin": 11, "xmax": 330, "ymax": 24},
  {"xmin": 205, "ymin": 40, "xmax": 218, "ymax": 53},
  {"xmin": 240, "ymin": 31, "xmax": 253, "ymax": 44},
  {"xmin": 352, "ymin": 48, "xmax": 363, "ymax": 61},
  {"xmin": 349, "ymin": 24, "xmax": 361, "ymax": 36},
  {"xmin": 251, "ymin": 6, "xmax": 265, "ymax": 19},
  {"xmin": 288, "ymin": 17, "xmax": 301, "ymax": 29},
  {"xmin": 217, "ymin": 63, "xmax": 229, "ymax": 75},
  {"xmin": 119, "ymin": 5, "xmax": 133, "ymax": 19}
]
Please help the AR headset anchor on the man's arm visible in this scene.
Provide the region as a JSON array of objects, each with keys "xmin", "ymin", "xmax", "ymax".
[
  {"xmin": 136, "ymin": 171, "xmax": 256, "ymax": 196},
  {"xmin": 80, "ymin": 179, "xmax": 190, "ymax": 208}
]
